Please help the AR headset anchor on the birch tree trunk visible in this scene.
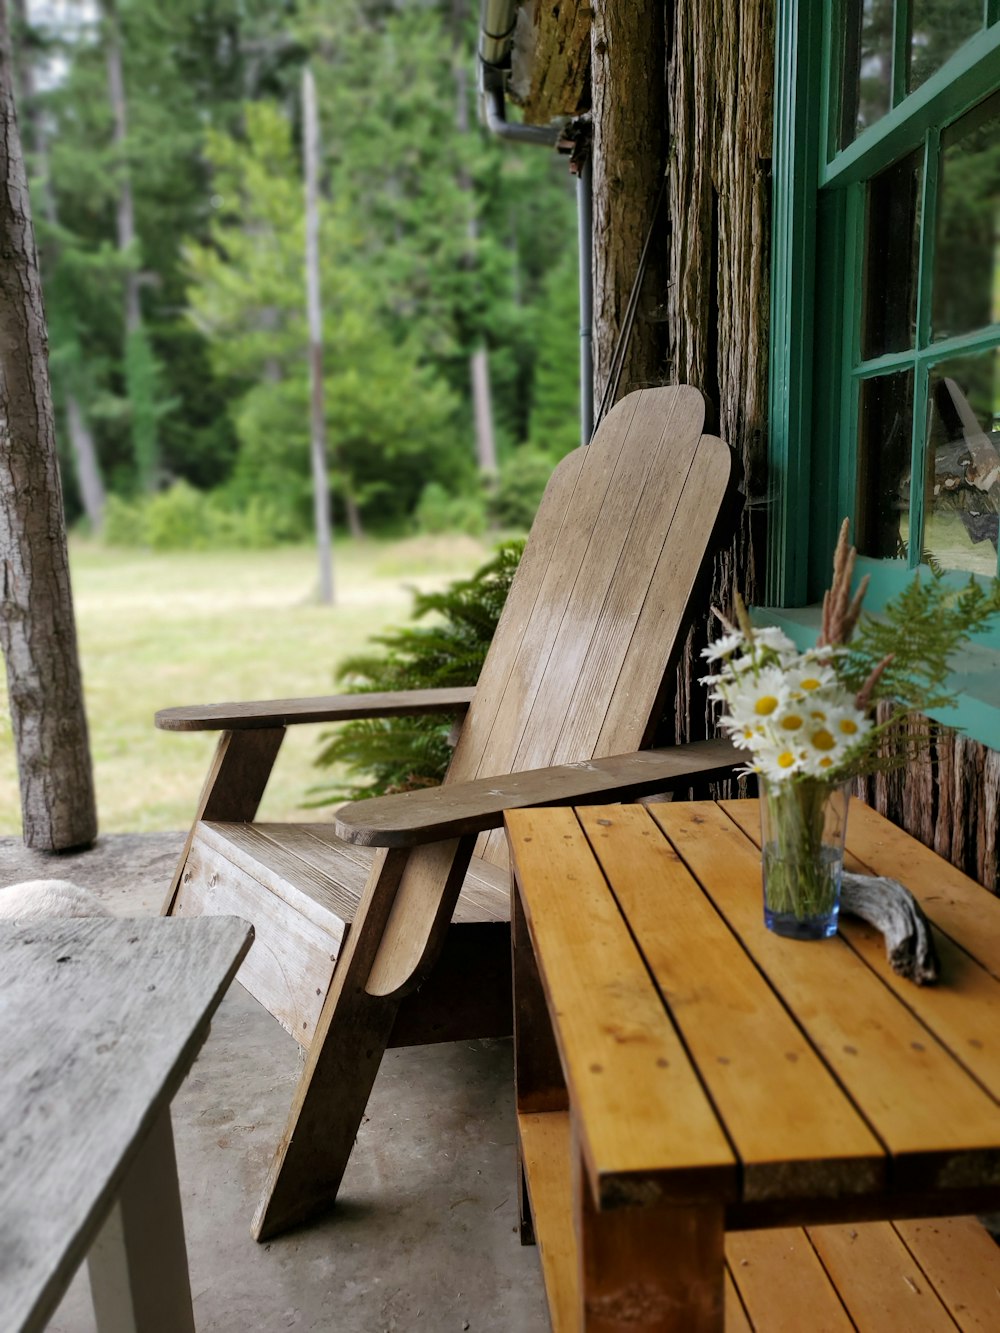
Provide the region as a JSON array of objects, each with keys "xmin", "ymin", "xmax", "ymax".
[
  {"xmin": 11, "ymin": 0, "xmax": 106, "ymax": 533},
  {"xmin": 0, "ymin": 0, "xmax": 97, "ymax": 851},
  {"xmin": 302, "ymin": 66, "xmax": 334, "ymax": 603},
  {"xmin": 590, "ymin": 0, "xmax": 667, "ymax": 413}
]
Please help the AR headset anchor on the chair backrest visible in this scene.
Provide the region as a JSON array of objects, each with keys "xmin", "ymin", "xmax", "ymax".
[{"xmin": 445, "ymin": 385, "xmax": 736, "ymax": 866}]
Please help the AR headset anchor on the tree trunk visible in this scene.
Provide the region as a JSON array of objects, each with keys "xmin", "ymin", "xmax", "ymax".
[
  {"xmin": 452, "ymin": 16, "xmax": 497, "ymax": 477},
  {"xmin": 102, "ymin": 0, "xmax": 157, "ymax": 492},
  {"xmin": 302, "ymin": 65, "xmax": 334, "ymax": 603},
  {"xmin": 658, "ymin": 0, "xmax": 774, "ymax": 753},
  {"xmin": 0, "ymin": 0, "xmax": 97, "ymax": 851},
  {"xmin": 590, "ymin": 0, "xmax": 668, "ymax": 413},
  {"xmin": 11, "ymin": 0, "xmax": 106, "ymax": 533}
]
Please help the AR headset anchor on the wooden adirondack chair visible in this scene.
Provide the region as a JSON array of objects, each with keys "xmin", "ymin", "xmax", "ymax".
[{"xmin": 157, "ymin": 384, "xmax": 740, "ymax": 1240}]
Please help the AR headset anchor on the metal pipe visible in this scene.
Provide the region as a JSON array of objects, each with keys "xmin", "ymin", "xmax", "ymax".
[
  {"xmin": 480, "ymin": 76, "xmax": 561, "ymax": 146},
  {"xmin": 479, "ymin": 0, "xmax": 518, "ymax": 68},
  {"xmin": 577, "ymin": 154, "xmax": 594, "ymax": 443}
]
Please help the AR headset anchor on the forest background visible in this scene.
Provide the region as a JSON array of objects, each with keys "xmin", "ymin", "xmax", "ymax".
[
  {"xmin": 14, "ymin": 0, "xmax": 580, "ymax": 546},
  {"xmin": 0, "ymin": 0, "xmax": 582, "ymax": 834}
]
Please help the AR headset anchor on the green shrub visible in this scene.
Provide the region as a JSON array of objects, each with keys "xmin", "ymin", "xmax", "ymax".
[
  {"xmin": 100, "ymin": 482, "xmax": 299, "ymax": 550},
  {"xmin": 490, "ymin": 448, "xmax": 554, "ymax": 530},
  {"xmin": 311, "ymin": 541, "xmax": 524, "ymax": 803},
  {"xmin": 413, "ymin": 481, "xmax": 488, "ymax": 536}
]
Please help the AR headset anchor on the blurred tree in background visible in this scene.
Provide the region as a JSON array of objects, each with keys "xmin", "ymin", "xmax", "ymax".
[{"xmin": 14, "ymin": 0, "xmax": 580, "ymax": 540}]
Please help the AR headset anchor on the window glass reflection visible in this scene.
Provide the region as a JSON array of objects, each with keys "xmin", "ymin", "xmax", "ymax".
[
  {"xmin": 933, "ymin": 91, "xmax": 1000, "ymax": 342},
  {"xmin": 856, "ymin": 371, "xmax": 914, "ymax": 559},
  {"xmin": 841, "ymin": 0, "xmax": 893, "ymax": 147},
  {"xmin": 923, "ymin": 351, "xmax": 1000, "ymax": 575},
  {"xmin": 863, "ymin": 149, "xmax": 922, "ymax": 359},
  {"xmin": 910, "ymin": 2, "xmax": 983, "ymax": 95}
]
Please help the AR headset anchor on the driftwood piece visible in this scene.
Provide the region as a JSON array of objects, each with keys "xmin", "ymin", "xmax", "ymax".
[{"xmin": 841, "ymin": 873, "xmax": 940, "ymax": 986}]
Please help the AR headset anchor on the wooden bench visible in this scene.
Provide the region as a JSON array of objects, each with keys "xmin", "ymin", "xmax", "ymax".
[{"xmin": 506, "ymin": 801, "xmax": 1000, "ymax": 1331}]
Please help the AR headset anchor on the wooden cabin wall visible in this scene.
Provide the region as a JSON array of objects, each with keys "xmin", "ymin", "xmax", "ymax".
[{"xmin": 654, "ymin": 0, "xmax": 774, "ymax": 750}]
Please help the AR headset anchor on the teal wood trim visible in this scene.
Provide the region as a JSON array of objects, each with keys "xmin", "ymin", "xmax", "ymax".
[
  {"xmin": 891, "ymin": 0, "xmax": 911, "ymax": 107},
  {"xmin": 837, "ymin": 184, "xmax": 865, "ymax": 562},
  {"xmin": 852, "ymin": 324, "xmax": 1000, "ymax": 378},
  {"xmin": 819, "ymin": 0, "xmax": 836, "ymax": 163},
  {"xmin": 819, "ymin": 25, "xmax": 1000, "ymax": 187},
  {"xmin": 768, "ymin": 0, "xmax": 826, "ymax": 605}
]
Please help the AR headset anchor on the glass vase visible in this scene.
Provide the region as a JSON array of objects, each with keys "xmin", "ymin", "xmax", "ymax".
[{"xmin": 758, "ymin": 777, "xmax": 851, "ymax": 940}]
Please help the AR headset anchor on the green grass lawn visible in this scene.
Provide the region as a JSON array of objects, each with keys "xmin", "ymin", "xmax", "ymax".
[{"xmin": 0, "ymin": 534, "xmax": 490, "ymax": 836}]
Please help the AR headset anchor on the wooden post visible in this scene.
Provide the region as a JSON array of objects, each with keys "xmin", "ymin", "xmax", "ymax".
[
  {"xmin": 0, "ymin": 0, "xmax": 97, "ymax": 851},
  {"xmin": 302, "ymin": 65, "xmax": 334, "ymax": 605}
]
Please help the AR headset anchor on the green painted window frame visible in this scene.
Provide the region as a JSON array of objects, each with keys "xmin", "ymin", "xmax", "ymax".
[
  {"xmin": 766, "ymin": 0, "xmax": 1000, "ymax": 745},
  {"xmin": 769, "ymin": 0, "xmax": 1000, "ymax": 610}
]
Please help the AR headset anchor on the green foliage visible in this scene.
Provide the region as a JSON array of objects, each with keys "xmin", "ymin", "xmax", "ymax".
[
  {"xmin": 102, "ymin": 482, "xmax": 298, "ymax": 551},
  {"xmin": 491, "ymin": 449, "xmax": 553, "ymax": 530},
  {"xmin": 842, "ymin": 571, "xmax": 1000, "ymax": 714},
  {"xmin": 311, "ymin": 541, "xmax": 524, "ymax": 802},
  {"xmin": 828, "ymin": 569, "xmax": 1000, "ymax": 779},
  {"xmin": 184, "ymin": 101, "xmax": 465, "ymax": 531},
  {"xmin": 413, "ymin": 482, "xmax": 487, "ymax": 537},
  {"xmin": 527, "ymin": 242, "xmax": 585, "ymax": 460}
]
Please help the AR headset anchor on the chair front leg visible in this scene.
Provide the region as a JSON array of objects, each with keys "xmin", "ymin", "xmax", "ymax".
[
  {"xmin": 161, "ymin": 727, "xmax": 285, "ymax": 916},
  {"xmin": 251, "ymin": 834, "xmax": 475, "ymax": 1241}
]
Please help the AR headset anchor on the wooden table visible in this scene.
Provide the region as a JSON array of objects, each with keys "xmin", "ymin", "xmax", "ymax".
[
  {"xmin": 506, "ymin": 800, "xmax": 1000, "ymax": 1331},
  {"xmin": 0, "ymin": 915, "xmax": 253, "ymax": 1333}
]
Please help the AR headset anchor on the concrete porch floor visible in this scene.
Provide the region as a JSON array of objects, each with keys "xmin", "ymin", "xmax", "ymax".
[{"xmin": 0, "ymin": 833, "xmax": 548, "ymax": 1333}]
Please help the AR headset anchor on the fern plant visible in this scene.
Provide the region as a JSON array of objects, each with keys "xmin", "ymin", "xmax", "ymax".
[{"xmin": 311, "ymin": 541, "xmax": 524, "ymax": 803}]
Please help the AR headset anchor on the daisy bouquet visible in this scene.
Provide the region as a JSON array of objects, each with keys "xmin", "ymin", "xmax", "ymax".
[{"xmin": 702, "ymin": 521, "xmax": 1000, "ymax": 935}]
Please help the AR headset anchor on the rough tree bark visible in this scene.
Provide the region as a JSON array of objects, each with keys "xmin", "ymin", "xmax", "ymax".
[
  {"xmin": 659, "ymin": 0, "xmax": 774, "ymax": 752},
  {"xmin": 0, "ymin": 0, "xmax": 97, "ymax": 851},
  {"xmin": 590, "ymin": 0, "xmax": 668, "ymax": 413},
  {"xmin": 11, "ymin": 0, "xmax": 106, "ymax": 533}
]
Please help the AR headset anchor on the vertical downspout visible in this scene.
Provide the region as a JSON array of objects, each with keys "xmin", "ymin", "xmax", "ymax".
[{"xmin": 576, "ymin": 154, "xmax": 594, "ymax": 443}]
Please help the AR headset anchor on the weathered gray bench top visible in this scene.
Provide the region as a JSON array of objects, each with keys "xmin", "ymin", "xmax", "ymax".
[{"xmin": 0, "ymin": 915, "xmax": 253, "ymax": 1333}]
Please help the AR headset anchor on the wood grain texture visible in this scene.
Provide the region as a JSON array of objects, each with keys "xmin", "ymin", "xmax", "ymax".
[
  {"xmin": 655, "ymin": 803, "xmax": 1000, "ymax": 1195},
  {"xmin": 807, "ymin": 1222, "xmax": 957, "ymax": 1332},
  {"xmin": 577, "ymin": 805, "xmax": 884, "ymax": 1203},
  {"xmin": 506, "ymin": 806, "xmax": 737, "ymax": 1206},
  {"xmin": 725, "ymin": 1228, "xmax": 854, "ymax": 1332},
  {"xmin": 335, "ymin": 739, "xmax": 738, "ymax": 846},
  {"xmin": 575, "ymin": 1132, "xmax": 725, "ymax": 1333},
  {"xmin": 893, "ymin": 1216, "xmax": 1000, "ymax": 1332},
  {"xmin": 512, "ymin": 0, "xmax": 590, "ymax": 123},
  {"xmin": 0, "ymin": 917, "xmax": 252, "ymax": 1333},
  {"xmin": 517, "ymin": 1110, "xmax": 577, "ymax": 1333},
  {"xmin": 161, "ymin": 727, "xmax": 285, "ymax": 915},
  {"xmin": 155, "ymin": 686, "xmax": 475, "ymax": 732}
]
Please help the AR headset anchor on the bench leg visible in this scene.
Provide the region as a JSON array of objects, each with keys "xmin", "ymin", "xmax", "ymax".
[
  {"xmin": 575, "ymin": 1144, "xmax": 724, "ymax": 1332},
  {"xmin": 88, "ymin": 1107, "xmax": 195, "ymax": 1333}
]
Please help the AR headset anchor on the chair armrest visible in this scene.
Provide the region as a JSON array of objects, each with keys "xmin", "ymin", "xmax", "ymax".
[
  {"xmin": 155, "ymin": 686, "xmax": 476, "ymax": 732},
  {"xmin": 334, "ymin": 738, "xmax": 740, "ymax": 847}
]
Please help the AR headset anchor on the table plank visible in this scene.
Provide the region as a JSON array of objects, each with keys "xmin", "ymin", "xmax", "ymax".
[
  {"xmin": 0, "ymin": 916, "xmax": 253, "ymax": 1333},
  {"xmin": 723, "ymin": 799, "xmax": 1000, "ymax": 1104},
  {"xmin": 893, "ymin": 1216, "xmax": 1000, "ymax": 1332},
  {"xmin": 575, "ymin": 805, "xmax": 884, "ymax": 1203},
  {"xmin": 652, "ymin": 803, "xmax": 1000, "ymax": 1195},
  {"xmin": 807, "ymin": 1222, "xmax": 957, "ymax": 1331},
  {"xmin": 506, "ymin": 807, "xmax": 737, "ymax": 1206},
  {"xmin": 725, "ymin": 1228, "xmax": 854, "ymax": 1331}
]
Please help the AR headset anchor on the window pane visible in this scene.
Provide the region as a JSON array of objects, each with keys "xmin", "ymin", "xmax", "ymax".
[
  {"xmin": 910, "ymin": 1, "xmax": 983, "ymax": 95},
  {"xmin": 841, "ymin": 0, "xmax": 893, "ymax": 147},
  {"xmin": 863, "ymin": 149, "xmax": 922, "ymax": 359},
  {"xmin": 932, "ymin": 91, "xmax": 1000, "ymax": 342},
  {"xmin": 923, "ymin": 349, "xmax": 1000, "ymax": 575},
  {"xmin": 856, "ymin": 370, "xmax": 914, "ymax": 558}
]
